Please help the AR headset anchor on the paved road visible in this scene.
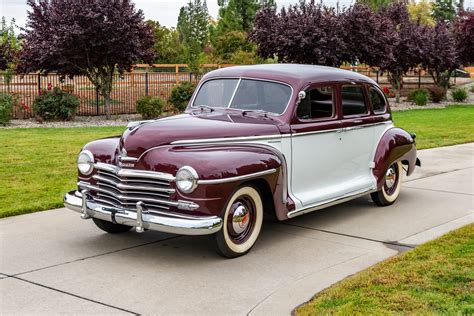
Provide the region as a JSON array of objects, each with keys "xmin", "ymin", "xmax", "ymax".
[{"xmin": 1, "ymin": 143, "xmax": 473, "ymax": 315}]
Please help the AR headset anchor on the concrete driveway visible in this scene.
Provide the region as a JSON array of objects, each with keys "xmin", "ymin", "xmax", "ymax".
[{"xmin": 1, "ymin": 143, "xmax": 473, "ymax": 315}]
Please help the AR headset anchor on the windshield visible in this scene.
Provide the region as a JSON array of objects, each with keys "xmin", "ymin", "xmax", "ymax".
[{"xmin": 192, "ymin": 79, "xmax": 292, "ymax": 115}]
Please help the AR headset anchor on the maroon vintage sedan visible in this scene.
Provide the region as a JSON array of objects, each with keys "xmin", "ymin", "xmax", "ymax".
[{"xmin": 64, "ymin": 64, "xmax": 420, "ymax": 257}]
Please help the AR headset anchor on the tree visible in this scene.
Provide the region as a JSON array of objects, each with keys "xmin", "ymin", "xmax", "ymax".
[
  {"xmin": 342, "ymin": 4, "xmax": 396, "ymax": 67},
  {"xmin": 407, "ymin": 0, "xmax": 435, "ymax": 26},
  {"xmin": 357, "ymin": 0, "xmax": 393, "ymax": 11},
  {"xmin": 432, "ymin": 0, "xmax": 457, "ymax": 22},
  {"xmin": 0, "ymin": 17, "xmax": 20, "ymax": 91},
  {"xmin": 251, "ymin": 1, "xmax": 347, "ymax": 66},
  {"xmin": 453, "ymin": 11, "xmax": 474, "ymax": 66},
  {"xmin": 147, "ymin": 21, "xmax": 186, "ymax": 64},
  {"xmin": 177, "ymin": 0, "xmax": 209, "ymax": 72},
  {"xmin": 18, "ymin": 0, "xmax": 154, "ymax": 119},
  {"xmin": 378, "ymin": 2, "xmax": 426, "ymax": 102},
  {"xmin": 217, "ymin": 0, "xmax": 274, "ymax": 33},
  {"xmin": 421, "ymin": 21, "xmax": 459, "ymax": 88}
]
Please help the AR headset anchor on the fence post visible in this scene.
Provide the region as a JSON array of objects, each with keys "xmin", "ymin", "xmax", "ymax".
[
  {"xmin": 376, "ymin": 70, "xmax": 379, "ymax": 83},
  {"xmin": 96, "ymin": 87, "xmax": 99, "ymax": 116},
  {"xmin": 418, "ymin": 69, "xmax": 421, "ymax": 88},
  {"xmin": 37, "ymin": 73, "xmax": 41, "ymax": 94},
  {"xmin": 145, "ymin": 72, "xmax": 149, "ymax": 96},
  {"xmin": 175, "ymin": 64, "xmax": 179, "ymax": 84}
]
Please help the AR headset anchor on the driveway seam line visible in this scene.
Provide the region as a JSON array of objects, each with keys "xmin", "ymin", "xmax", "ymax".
[
  {"xmin": 7, "ymin": 275, "xmax": 139, "ymax": 315},
  {"xmin": 404, "ymin": 186, "xmax": 474, "ymax": 196},
  {"xmin": 12, "ymin": 235, "xmax": 181, "ymax": 277},
  {"xmin": 404, "ymin": 166, "xmax": 473, "ymax": 183},
  {"xmin": 281, "ymin": 223, "xmax": 415, "ymax": 249}
]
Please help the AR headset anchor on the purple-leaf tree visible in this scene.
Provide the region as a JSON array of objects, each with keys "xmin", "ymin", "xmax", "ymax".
[
  {"xmin": 18, "ymin": 0, "xmax": 155, "ymax": 119},
  {"xmin": 420, "ymin": 21, "xmax": 459, "ymax": 88},
  {"xmin": 378, "ymin": 2, "xmax": 426, "ymax": 103},
  {"xmin": 342, "ymin": 4, "xmax": 396, "ymax": 68},
  {"xmin": 250, "ymin": 1, "xmax": 347, "ymax": 66},
  {"xmin": 453, "ymin": 11, "xmax": 474, "ymax": 67}
]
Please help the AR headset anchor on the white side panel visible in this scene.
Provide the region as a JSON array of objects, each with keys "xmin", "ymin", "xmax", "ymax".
[{"xmin": 290, "ymin": 131, "xmax": 345, "ymax": 206}]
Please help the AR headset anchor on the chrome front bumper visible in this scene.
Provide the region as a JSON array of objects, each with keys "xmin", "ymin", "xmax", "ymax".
[{"xmin": 64, "ymin": 190, "xmax": 222, "ymax": 235}]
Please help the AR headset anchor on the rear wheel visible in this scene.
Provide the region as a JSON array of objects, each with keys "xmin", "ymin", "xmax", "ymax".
[
  {"xmin": 92, "ymin": 218, "xmax": 132, "ymax": 234},
  {"xmin": 210, "ymin": 186, "xmax": 263, "ymax": 258},
  {"xmin": 371, "ymin": 161, "xmax": 403, "ymax": 206}
]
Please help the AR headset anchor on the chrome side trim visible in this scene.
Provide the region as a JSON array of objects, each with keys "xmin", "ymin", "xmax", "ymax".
[
  {"xmin": 119, "ymin": 157, "xmax": 138, "ymax": 162},
  {"xmin": 64, "ymin": 191, "xmax": 221, "ymax": 236},
  {"xmin": 94, "ymin": 162, "xmax": 175, "ymax": 182},
  {"xmin": 287, "ymin": 187, "xmax": 376, "ymax": 218},
  {"xmin": 171, "ymin": 134, "xmax": 288, "ymax": 145},
  {"xmin": 197, "ymin": 169, "xmax": 277, "ymax": 185}
]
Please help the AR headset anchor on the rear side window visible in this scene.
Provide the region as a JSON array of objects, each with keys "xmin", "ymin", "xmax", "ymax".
[
  {"xmin": 341, "ymin": 85, "xmax": 368, "ymax": 116},
  {"xmin": 369, "ymin": 87, "xmax": 387, "ymax": 113},
  {"xmin": 296, "ymin": 86, "xmax": 334, "ymax": 120}
]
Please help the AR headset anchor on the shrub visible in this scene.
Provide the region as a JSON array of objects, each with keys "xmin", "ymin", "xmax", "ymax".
[
  {"xmin": 409, "ymin": 89, "xmax": 429, "ymax": 106},
  {"xmin": 0, "ymin": 93, "xmax": 14, "ymax": 125},
  {"xmin": 451, "ymin": 88, "xmax": 468, "ymax": 102},
  {"xmin": 169, "ymin": 82, "xmax": 196, "ymax": 112},
  {"xmin": 33, "ymin": 87, "xmax": 79, "ymax": 121},
  {"xmin": 470, "ymin": 85, "xmax": 474, "ymax": 93},
  {"xmin": 428, "ymin": 86, "xmax": 447, "ymax": 103},
  {"xmin": 136, "ymin": 95, "xmax": 164, "ymax": 119}
]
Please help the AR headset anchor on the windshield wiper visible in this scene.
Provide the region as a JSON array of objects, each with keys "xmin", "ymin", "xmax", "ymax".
[{"xmin": 197, "ymin": 104, "xmax": 214, "ymax": 112}]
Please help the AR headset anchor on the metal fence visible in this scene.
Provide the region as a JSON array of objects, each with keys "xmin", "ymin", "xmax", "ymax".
[{"xmin": 0, "ymin": 64, "xmax": 462, "ymax": 119}]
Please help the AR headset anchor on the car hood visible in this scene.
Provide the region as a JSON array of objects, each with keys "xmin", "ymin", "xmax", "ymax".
[{"xmin": 120, "ymin": 112, "xmax": 282, "ymax": 158}]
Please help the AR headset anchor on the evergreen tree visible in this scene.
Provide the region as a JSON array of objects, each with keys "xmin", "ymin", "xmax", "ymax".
[
  {"xmin": 432, "ymin": 0, "xmax": 457, "ymax": 22},
  {"xmin": 217, "ymin": 0, "xmax": 274, "ymax": 33},
  {"xmin": 177, "ymin": 0, "xmax": 209, "ymax": 71}
]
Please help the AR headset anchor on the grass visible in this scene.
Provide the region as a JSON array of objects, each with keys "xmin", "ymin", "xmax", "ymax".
[
  {"xmin": 0, "ymin": 126, "xmax": 124, "ymax": 218},
  {"xmin": 296, "ymin": 223, "xmax": 474, "ymax": 315},
  {"xmin": 0, "ymin": 105, "xmax": 473, "ymax": 218},
  {"xmin": 392, "ymin": 105, "xmax": 474, "ymax": 149}
]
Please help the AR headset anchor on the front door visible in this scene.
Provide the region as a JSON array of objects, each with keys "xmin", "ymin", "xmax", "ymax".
[{"xmin": 290, "ymin": 84, "xmax": 345, "ymax": 206}]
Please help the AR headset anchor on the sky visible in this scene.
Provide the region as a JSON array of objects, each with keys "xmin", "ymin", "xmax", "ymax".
[{"xmin": 2, "ymin": 0, "xmax": 473, "ymax": 31}]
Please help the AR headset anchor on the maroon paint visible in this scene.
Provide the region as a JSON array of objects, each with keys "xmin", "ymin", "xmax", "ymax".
[{"xmin": 373, "ymin": 127, "xmax": 417, "ymax": 189}]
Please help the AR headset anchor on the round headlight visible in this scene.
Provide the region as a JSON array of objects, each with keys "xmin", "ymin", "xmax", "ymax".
[
  {"xmin": 77, "ymin": 150, "xmax": 94, "ymax": 175},
  {"xmin": 176, "ymin": 166, "xmax": 198, "ymax": 194}
]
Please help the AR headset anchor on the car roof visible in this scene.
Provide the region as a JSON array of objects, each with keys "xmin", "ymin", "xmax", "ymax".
[{"xmin": 203, "ymin": 64, "xmax": 377, "ymax": 87}]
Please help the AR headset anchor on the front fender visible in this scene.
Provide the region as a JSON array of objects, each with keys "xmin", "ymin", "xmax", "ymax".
[
  {"xmin": 138, "ymin": 144, "xmax": 289, "ymax": 218},
  {"xmin": 373, "ymin": 127, "xmax": 418, "ymax": 190}
]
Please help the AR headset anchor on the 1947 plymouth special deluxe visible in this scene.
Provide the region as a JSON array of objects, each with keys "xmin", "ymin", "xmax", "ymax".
[{"xmin": 64, "ymin": 64, "xmax": 420, "ymax": 257}]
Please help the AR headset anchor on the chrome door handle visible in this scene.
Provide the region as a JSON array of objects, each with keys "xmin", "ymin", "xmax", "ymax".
[{"xmin": 336, "ymin": 129, "xmax": 343, "ymax": 133}]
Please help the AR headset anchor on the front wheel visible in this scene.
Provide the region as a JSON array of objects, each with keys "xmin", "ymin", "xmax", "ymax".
[
  {"xmin": 210, "ymin": 186, "xmax": 264, "ymax": 258},
  {"xmin": 371, "ymin": 161, "xmax": 403, "ymax": 206}
]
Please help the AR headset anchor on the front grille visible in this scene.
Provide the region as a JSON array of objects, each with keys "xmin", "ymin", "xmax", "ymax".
[{"xmin": 79, "ymin": 162, "xmax": 177, "ymax": 213}]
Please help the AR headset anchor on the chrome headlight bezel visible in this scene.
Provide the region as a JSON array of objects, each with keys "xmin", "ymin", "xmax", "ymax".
[
  {"xmin": 77, "ymin": 150, "xmax": 94, "ymax": 175},
  {"xmin": 175, "ymin": 166, "xmax": 198, "ymax": 194}
]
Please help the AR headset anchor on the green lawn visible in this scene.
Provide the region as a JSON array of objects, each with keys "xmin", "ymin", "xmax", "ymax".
[
  {"xmin": 392, "ymin": 105, "xmax": 474, "ymax": 149},
  {"xmin": 296, "ymin": 223, "xmax": 474, "ymax": 315},
  {"xmin": 0, "ymin": 105, "xmax": 473, "ymax": 218},
  {"xmin": 0, "ymin": 126, "xmax": 124, "ymax": 218}
]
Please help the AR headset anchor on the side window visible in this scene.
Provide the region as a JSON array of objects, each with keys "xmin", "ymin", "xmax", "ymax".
[
  {"xmin": 296, "ymin": 86, "xmax": 334, "ymax": 120},
  {"xmin": 341, "ymin": 85, "xmax": 368, "ymax": 116},
  {"xmin": 369, "ymin": 87, "xmax": 387, "ymax": 113}
]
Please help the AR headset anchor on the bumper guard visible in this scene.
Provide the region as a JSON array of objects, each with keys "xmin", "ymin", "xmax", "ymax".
[{"xmin": 64, "ymin": 190, "xmax": 222, "ymax": 235}]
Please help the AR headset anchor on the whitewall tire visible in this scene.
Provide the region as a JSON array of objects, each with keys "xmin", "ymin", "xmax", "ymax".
[
  {"xmin": 211, "ymin": 186, "xmax": 263, "ymax": 258},
  {"xmin": 371, "ymin": 161, "xmax": 403, "ymax": 206}
]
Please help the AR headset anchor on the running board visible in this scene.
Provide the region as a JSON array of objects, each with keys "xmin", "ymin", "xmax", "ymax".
[{"xmin": 287, "ymin": 187, "xmax": 377, "ymax": 218}]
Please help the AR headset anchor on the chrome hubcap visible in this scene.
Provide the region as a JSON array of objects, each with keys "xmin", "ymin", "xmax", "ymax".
[
  {"xmin": 232, "ymin": 205, "xmax": 250, "ymax": 234},
  {"xmin": 385, "ymin": 167, "xmax": 396, "ymax": 189}
]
